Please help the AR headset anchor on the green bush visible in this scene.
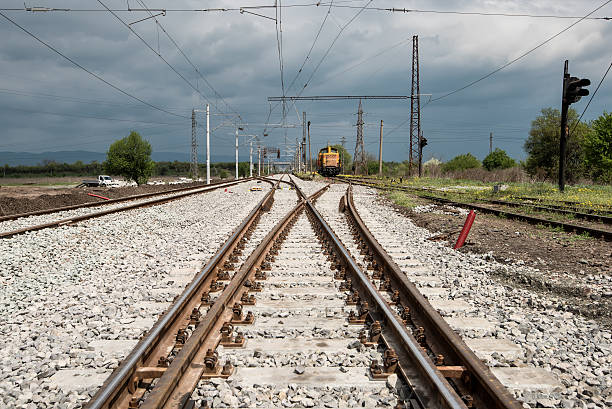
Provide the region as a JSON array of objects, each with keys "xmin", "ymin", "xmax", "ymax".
[
  {"xmin": 482, "ymin": 148, "xmax": 516, "ymax": 170},
  {"xmin": 442, "ymin": 153, "xmax": 481, "ymax": 172},
  {"xmin": 104, "ymin": 131, "xmax": 154, "ymax": 185},
  {"xmin": 582, "ymin": 111, "xmax": 612, "ymax": 183}
]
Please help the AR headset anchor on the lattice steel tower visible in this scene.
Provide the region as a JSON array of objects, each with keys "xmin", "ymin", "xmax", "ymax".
[
  {"xmin": 190, "ymin": 109, "xmax": 198, "ymax": 180},
  {"xmin": 353, "ymin": 99, "xmax": 367, "ymax": 175},
  {"xmin": 409, "ymin": 35, "xmax": 421, "ymax": 176}
]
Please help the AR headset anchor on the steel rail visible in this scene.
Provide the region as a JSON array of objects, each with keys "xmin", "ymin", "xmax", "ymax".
[
  {"xmin": 485, "ymin": 199, "xmax": 612, "ymax": 224},
  {"xmin": 301, "ymin": 184, "xmax": 465, "ymax": 409},
  {"xmin": 0, "ymin": 179, "xmax": 252, "ymax": 239},
  {"xmin": 342, "ymin": 184, "xmax": 522, "ymax": 409},
  {"xmin": 338, "ymin": 176, "xmax": 612, "ymax": 221},
  {"xmin": 0, "ymin": 178, "xmax": 246, "ymax": 223},
  {"xmin": 335, "ymin": 177, "xmax": 612, "ymax": 241},
  {"xmin": 85, "ymin": 178, "xmax": 278, "ymax": 409},
  {"xmin": 139, "ymin": 180, "xmax": 330, "ymax": 409}
]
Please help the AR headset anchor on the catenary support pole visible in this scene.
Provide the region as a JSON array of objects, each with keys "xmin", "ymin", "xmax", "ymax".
[
  {"xmin": 206, "ymin": 104, "xmax": 210, "ymax": 184},
  {"xmin": 307, "ymin": 120, "xmax": 312, "ymax": 173},
  {"xmin": 378, "ymin": 119, "xmax": 383, "ymax": 176},
  {"xmin": 559, "ymin": 60, "xmax": 569, "ymax": 192},
  {"xmin": 489, "ymin": 132, "xmax": 493, "ymax": 155},
  {"xmin": 249, "ymin": 141, "xmax": 253, "ymax": 177},
  {"xmin": 235, "ymin": 128, "xmax": 239, "ymax": 180}
]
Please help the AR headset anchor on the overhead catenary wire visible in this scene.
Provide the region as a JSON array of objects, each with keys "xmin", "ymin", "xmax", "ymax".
[
  {"xmin": 296, "ymin": 0, "xmax": 374, "ymax": 96},
  {"xmin": 431, "ymin": 0, "xmax": 612, "ymax": 102},
  {"xmin": 136, "ymin": 0, "xmax": 242, "ymax": 121},
  {"xmin": 285, "ymin": 0, "xmax": 334, "ymax": 94},
  {"xmin": 3, "ymin": 3, "xmax": 610, "ymax": 20},
  {"xmin": 96, "ymin": 0, "xmax": 239, "ymax": 124},
  {"xmin": 0, "ymin": 11, "xmax": 188, "ymax": 119}
]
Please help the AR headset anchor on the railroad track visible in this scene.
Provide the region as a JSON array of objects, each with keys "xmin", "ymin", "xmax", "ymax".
[
  {"xmin": 83, "ymin": 175, "xmax": 533, "ymax": 409},
  {"xmin": 335, "ymin": 176, "xmax": 612, "ymax": 241},
  {"xmin": 0, "ymin": 178, "xmax": 256, "ymax": 239}
]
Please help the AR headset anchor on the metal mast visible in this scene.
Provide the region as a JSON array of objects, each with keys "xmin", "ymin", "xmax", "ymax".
[
  {"xmin": 409, "ymin": 35, "xmax": 420, "ymax": 176},
  {"xmin": 190, "ymin": 109, "xmax": 198, "ymax": 180},
  {"xmin": 353, "ymin": 99, "xmax": 366, "ymax": 175}
]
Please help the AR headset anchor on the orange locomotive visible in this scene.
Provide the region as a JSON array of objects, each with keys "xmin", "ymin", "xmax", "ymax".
[{"xmin": 316, "ymin": 145, "xmax": 342, "ymax": 177}]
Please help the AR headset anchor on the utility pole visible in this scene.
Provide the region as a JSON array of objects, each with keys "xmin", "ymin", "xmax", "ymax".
[
  {"xmin": 409, "ymin": 35, "xmax": 421, "ymax": 176},
  {"xmin": 340, "ymin": 135, "xmax": 346, "ymax": 174},
  {"xmin": 206, "ymin": 104, "xmax": 210, "ymax": 184},
  {"xmin": 489, "ymin": 132, "xmax": 493, "ymax": 155},
  {"xmin": 559, "ymin": 60, "xmax": 590, "ymax": 192},
  {"xmin": 235, "ymin": 127, "xmax": 240, "ymax": 180},
  {"xmin": 353, "ymin": 99, "xmax": 366, "ymax": 175},
  {"xmin": 190, "ymin": 109, "xmax": 198, "ymax": 180},
  {"xmin": 249, "ymin": 141, "xmax": 253, "ymax": 177},
  {"xmin": 378, "ymin": 120, "xmax": 383, "ymax": 176},
  {"xmin": 307, "ymin": 120, "xmax": 312, "ymax": 173},
  {"xmin": 302, "ymin": 112, "xmax": 307, "ymax": 172}
]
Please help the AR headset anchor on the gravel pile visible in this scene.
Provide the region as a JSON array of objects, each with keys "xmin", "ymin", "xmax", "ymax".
[
  {"xmin": 0, "ymin": 181, "xmax": 267, "ymax": 408},
  {"xmin": 347, "ymin": 185, "xmax": 612, "ymax": 409}
]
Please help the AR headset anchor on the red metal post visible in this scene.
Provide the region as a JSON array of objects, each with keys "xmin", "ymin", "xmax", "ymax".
[{"xmin": 453, "ymin": 210, "xmax": 476, "ymax": 249}]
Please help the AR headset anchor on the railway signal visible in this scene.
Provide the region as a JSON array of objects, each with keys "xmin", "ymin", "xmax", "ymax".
[{"xmin": 559, "ymin": 60, "xmax": 590, "ymax": 192}]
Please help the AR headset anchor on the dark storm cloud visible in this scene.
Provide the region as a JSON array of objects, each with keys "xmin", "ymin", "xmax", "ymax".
[{"xmin": 0, "ymin": 0, "xmax": 610, "ymax": 164}]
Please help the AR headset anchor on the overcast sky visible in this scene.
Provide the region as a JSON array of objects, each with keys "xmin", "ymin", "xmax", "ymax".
[{"xmin": 0, "ymin": 0, "xmax": 610, "ymax": 163}]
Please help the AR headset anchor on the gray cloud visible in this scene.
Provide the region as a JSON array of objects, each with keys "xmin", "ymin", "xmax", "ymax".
[{"xmin": 0, "ymin": 0, "xmax": 610, "ymax": 165}]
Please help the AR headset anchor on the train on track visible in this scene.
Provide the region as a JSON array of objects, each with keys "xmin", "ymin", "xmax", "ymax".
[{"xmin": 316, "ymin": 145, "xmax": 342, "ymax": 177}]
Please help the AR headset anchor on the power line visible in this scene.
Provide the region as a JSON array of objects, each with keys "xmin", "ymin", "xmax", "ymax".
[
  {"xmin": 0, "ymin": 104, "xmax": 183, "ymax": 125},
  {"xmin": 96, "ymin": 0, "xmax": 238, "ymax": 123},
  {"xmin": 3, "ymin": 3, "xmax": 609, "ymax": 20},
  {"xmin": 136, "ymin": 0, "xmax": 242, "ymax": 121},
  {"xmin": 275, "ymin": 0, "xmax": 286, "ymax": 99},
  {"xmin": 571, "ymin": 60, "xmax": 612, "ymax": 135},
  {"xmin": 431, "ymin": 0, "xmax": 612, "ymax": 102},
  {"xmin": 311, "ymin": 37, "xmax": 411, "ymax": 87},
  {"xmin": 297, "ymin": 0, "xmax": 374, "ymax": 95},
  {"xmin": 0, "ymin": 11, "xmax": 188, "ymax": 119},
  {"xmin": 285, "ymin": 0, "xmax": 334, "ymax": 94}
]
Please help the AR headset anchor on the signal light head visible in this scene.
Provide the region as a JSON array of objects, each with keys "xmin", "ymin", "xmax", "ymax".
[{"xmin": 564, "ymin": 76, "xmax": 590, "ymax": 104}]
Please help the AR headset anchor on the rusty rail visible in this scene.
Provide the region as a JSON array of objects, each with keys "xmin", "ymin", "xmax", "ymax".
[
  {"xmin": 341, "ymin": 183, "xmax": 522, "ymax": 409},
  {"xmin": 138, "ymin": 180, "xmax": 330, "ymax": 409},
  {"xmin": 1, "ymin": 179, "xmax": 253, "ymax": 239},
  {"xmin": 335, "ymin": 177, "xmax": 612, "ymax": 241},
  {"xmin": 85, "ymin": 178, "xmax": 277, "ymax": 409}
]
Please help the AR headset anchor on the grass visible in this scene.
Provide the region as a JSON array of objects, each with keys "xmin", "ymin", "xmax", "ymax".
[
  {"xmin": 385, "ymin": 191, "xmax": 418, "ymax": 209},
  {"xmin": 343, "ymin": 175, "xmax": 612, "ymax": 214}
]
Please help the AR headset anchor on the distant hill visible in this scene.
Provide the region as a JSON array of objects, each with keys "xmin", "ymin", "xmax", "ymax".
[{"xmin": 0, "ymin": 151, "xmax": 236, "ymax": 166}]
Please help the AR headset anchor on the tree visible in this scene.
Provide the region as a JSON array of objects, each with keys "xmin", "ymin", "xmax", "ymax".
[
  {"xmin": 582, "ymin": 111, "xmax": 612, "ymax": 183},
  {"xmin": 442, "ymin": 153, "xmax": 480, "ymax": 172},
  {"xmin": 330, "ymin": 144, "xmax": 352, "ymax": 174},
  {"xmin": 104, "ymin": 131, "xmax": 154, "ymax": 185},
  {"xmin": 482, "ymin": 148, "xmax": 516, "ymax": 170},
  {"xmin": 524, "ymin": 107, "xmax": 589, "ymax": 182}
]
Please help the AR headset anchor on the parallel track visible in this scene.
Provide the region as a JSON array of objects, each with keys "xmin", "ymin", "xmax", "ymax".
[
  {"xmin": 0, "ymin": 178, "xmax": 254, "ymax": 239},
  {"xmin": 335, "ymin": 177, "xmax": 612, "ymax": 241},
  {"xmin": 0, "ymin": 181, "xmax": 220, "ymax": 223}
]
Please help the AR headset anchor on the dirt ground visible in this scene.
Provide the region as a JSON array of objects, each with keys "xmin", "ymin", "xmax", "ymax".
[
  {"xmin": 382, "ymin": 198, "xmax": 612, "ymax": 328},
  {"xmin": 0, "ymin": 178, "xmax": 207, "ymax": 216}
]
